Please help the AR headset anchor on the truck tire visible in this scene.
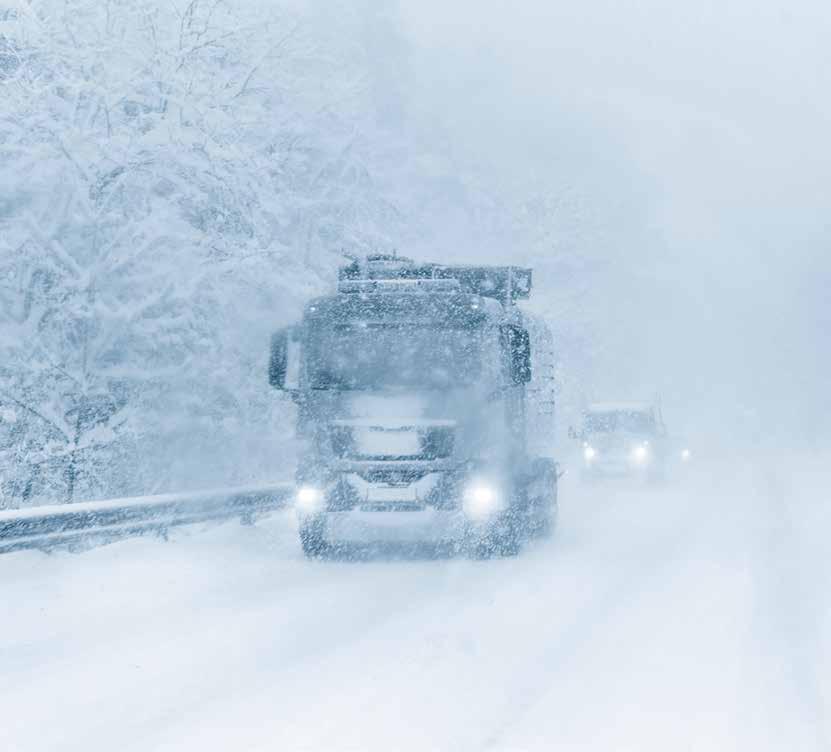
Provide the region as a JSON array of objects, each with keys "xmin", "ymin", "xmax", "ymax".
[
  {"xmin": 540, "ymin": 499, "xmax": 558, "ymax": 538},
  {"xmin": 495, "ymin": 525, "xmax": 521, "ymax": 556},
  {"xmin": 299, "ymin": 519, "xmax": 330, "ymax": 559},
  {"xmin": 528, "ymin": 457, "xmax": 558, "ymax": 539},
  {"xmin": 471, "ymin": 514, "xmax": 521, "ymax": 559}
]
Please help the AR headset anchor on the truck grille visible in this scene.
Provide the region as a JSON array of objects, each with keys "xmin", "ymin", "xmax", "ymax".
[
  {"xmin": 358, "ymin": 468, "xmax": 429, "ymax": 485},
  {"xmin": 359, "ymin": 502, "xmax": 424, "ymax": 512},
  {"xmin": 330, "ymin": 426, "xmax": 454, "ymax": 461}
]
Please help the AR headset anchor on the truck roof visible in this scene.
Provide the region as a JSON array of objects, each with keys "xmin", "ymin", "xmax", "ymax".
[{"xmin": 338, "ymin": 256, "xmax": 532, "ymax": 305}]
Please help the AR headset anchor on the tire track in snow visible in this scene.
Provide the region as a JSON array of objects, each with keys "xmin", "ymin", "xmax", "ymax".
[
  {"xmin": 744, "ymin": 458, "xmax": 831, "ymax": 751},
  {"xmin": 478, "ymin": 480, "xmax": 732, "ymax": 751},
  {"xmin": 2, "ymin": 518, "xmax": 471, "ymax": 752}
]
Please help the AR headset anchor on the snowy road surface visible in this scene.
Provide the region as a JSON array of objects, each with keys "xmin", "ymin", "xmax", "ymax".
[{"xmin": 3, "ymin": 454, "xmax": 829, "ymax": 752}]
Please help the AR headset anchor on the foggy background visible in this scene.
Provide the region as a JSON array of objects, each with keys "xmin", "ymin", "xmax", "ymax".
[
  {"xmin": 3, "ymin": 5, "xmax": 831, "ymax": 750},
  {"xmin": 1, "ymin": 0, "xmax": 828, "ymax": 504},
  {"xmin": 399, "ymin": 0, "xmax": 831, "ymax": 443}
]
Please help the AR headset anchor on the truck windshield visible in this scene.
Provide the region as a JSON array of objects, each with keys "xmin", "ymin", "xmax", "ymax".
[
  {"xmin": 307, "ymin": 323, "xmax": 485, "ymax": 390},
  {"xmin": 584, "ymin": 411, "xmax": 655, "ymax": 434}
]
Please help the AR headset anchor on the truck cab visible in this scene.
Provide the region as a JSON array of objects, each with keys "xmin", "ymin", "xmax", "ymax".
[{"xmin": 269, "ymin": 255, "xmax": 558, "ymax": 558}]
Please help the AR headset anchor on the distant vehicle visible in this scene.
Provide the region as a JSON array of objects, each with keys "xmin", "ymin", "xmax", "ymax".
[
  {"xmin": 269, "ymin": 255, "xmax": 559, "ymax": 558},
  {"xmin": 569, "ymin": 401, "xmax": 680, "ymax": 480}
]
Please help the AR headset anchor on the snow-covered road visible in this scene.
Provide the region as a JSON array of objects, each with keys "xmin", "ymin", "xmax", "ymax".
[{"xmin": 3, "ymin": 454, "xmax": 829, "ymax": 752}]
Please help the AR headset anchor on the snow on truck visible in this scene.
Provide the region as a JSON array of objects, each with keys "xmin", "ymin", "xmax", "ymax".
[{"xmin": 269, "ymin": 255, "xmax": 558, "ymax": 558}]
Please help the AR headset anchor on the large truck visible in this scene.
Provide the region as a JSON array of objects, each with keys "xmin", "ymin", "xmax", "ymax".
[{"xmin": 269, "ymin": 255, "xmax": 558, "ymax": 558}]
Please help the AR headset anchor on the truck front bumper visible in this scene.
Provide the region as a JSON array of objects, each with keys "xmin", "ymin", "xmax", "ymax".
[{"xmin": 306, "ymin": 508, "xmax": 470, "ymax": 546}]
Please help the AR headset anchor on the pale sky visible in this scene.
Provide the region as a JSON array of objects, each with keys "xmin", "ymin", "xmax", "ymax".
[{"xmin": 395, "ymin": 0, "xmax": 830, "ymax": 438}]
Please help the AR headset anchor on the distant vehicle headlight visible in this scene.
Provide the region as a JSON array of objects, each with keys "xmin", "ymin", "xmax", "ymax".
[
  {"xmin": 681, "ymin": 448, "xmax": 691, "ymax": 461},
  {"xmin": 296, "ymin": 486, "xmax": 324, "ymax": 514},
  {"xmin": 631, "ymin": 445, "xmax": 650, "ymax": 464},
  {"xmin": 463, "ymin": 482, "xmax": 502, "ymax": 520},
  {"xmin": 583, "ymin": 446, "xmax": 597, "ymax": 461}
]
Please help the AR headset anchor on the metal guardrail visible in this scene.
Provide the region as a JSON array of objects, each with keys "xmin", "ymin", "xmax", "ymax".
[{"xmin": 0, "ymin": 483, "xmax": 295, "ymax": 555}]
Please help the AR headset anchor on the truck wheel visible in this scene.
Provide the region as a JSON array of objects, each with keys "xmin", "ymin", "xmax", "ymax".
[
  {"xmin": 471, "ymin": 516, "xmax": 521, "ymax": 559},
  {"xmin": 299, "ymin": 519, "xmax": 330, "ymax": 559},
  {"xmin": 536, "ymin": 500, "xmax": 558, "ymax": 539},
  {"xmin": 496, "ymin": 526, "xmax": 521, "ymax": 556},
  {"xmin": 528, "ymin": 457, "xmax": 559, "ymax": 539}
]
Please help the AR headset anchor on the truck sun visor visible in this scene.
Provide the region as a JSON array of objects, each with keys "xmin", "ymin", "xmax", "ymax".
[{"xmin": 338, "ymin": 256, "xmax": 532, "ymax": 304}]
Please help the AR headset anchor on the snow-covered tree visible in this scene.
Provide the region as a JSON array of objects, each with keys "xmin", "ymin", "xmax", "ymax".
[
  {"xmin": 0, "ymin": 0, "xmax": 407, "ymax": 505},
  {"xmin": 0, "ymin": 0, "xmax": 610, "ymax": 506}
]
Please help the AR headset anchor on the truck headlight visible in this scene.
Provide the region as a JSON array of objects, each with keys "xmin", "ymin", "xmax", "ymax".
[
  {"xmin": 296, "ymin": 486, "xmax": 324, "ymax": 514},
  {"xmin": 583, "ymin": 446, "xmax": 596, "ymax": 461},
  {"xmin": 463, "ymin": 482, "xmax": 502, "ymax": 520},
  {"xmin": 631, "ymin": 445, "xmax": 650, "ymax": 464}
]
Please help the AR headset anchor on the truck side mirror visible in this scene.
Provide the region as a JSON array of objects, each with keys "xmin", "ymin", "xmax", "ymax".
[
  {"xmin": 504, "ymin": 325, "xmax": 532, "ymax": 385},
  {"xmin": 269, "ymin": 327, "xmax": 301, "ymax": 390}
]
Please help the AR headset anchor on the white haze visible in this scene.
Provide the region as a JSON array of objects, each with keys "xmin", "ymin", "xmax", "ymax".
[
  {"xmin": 2, "ymin": 4, "xmax": 831, "ymax": 751},
  {"xmin": 2, "ymin": 0, "xmax": 829, "ymax": 504},
  {"xmin": 398, "ymin": 0, "xmax": 831, "ymax": 445}
]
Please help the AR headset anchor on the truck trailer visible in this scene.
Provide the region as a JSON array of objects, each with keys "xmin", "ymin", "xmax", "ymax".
[{"xmin": 269, "ymin": 255, "xmax": 558, "ymax": 558}]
